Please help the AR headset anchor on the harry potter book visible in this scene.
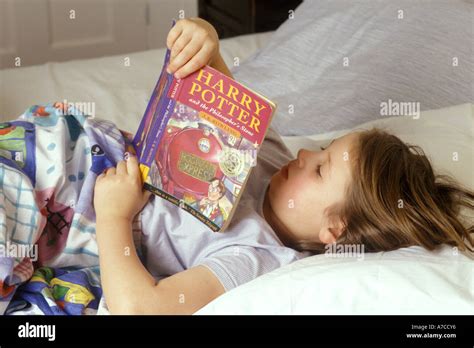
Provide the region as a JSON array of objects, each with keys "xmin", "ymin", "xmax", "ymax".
[{"xmin": 132, "ymin": 48, "xmax": 276, "ymax": 232}]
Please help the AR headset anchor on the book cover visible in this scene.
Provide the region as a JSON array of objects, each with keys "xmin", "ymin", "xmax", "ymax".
[{"xmin": 132, "ymin": 48, "xmax": 276, "ymax": 232}]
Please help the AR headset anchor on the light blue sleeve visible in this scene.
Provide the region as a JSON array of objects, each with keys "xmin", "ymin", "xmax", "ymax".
[{"xmin": 197, "ymin": 246, "xmax": 293, "ymax": 292}]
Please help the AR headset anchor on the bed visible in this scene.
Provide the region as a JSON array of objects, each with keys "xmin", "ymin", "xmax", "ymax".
[
  {"xmin": 1, "ymin": 0, "xmax": 472, "ymax": 315},
  {"xmin": 0, "ymin": 31, "xmax": 273, "ymax": 131}
]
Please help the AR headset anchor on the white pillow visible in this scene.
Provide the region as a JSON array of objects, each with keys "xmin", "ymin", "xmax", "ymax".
[
  {"xmin": 233, "ymin": 0, "xmax": 473, "ymax": 136},
  {"xmin": 196, "ymin": 104, "xmax": 474, "ymax": 315},
  {"xmin": 196, "ymin": 245, "xmax": 473, "ymax": 315}
]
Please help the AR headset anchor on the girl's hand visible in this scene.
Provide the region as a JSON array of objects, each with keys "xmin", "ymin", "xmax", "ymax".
[
  {"xmin": 166, "ymin": 18, "xmax": 219, "ymax": 79},
  {"xmin": 93, "ymin": 154, "xmax": 151, "ymax": 222}
]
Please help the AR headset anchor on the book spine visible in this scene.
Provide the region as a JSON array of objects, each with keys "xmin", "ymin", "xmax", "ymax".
[
  {"xmin": 132, "ymin": 49, "xmax": 172, "ymax": 159},
  {"xmin": 140, "ymin": 73, "xmax": 174, "ymax": 167},
  {"xmin": 132, "ymin": 77, "xmax": 162, "ymax": 158},
  {"xmin": 143, "ymin": 73, "xmax": 188, "ymax": 167}
]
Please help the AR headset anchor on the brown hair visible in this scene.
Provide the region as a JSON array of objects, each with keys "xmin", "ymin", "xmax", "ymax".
[{"xmin": 298, "ymin": 128, "xmax": 473, "ymax": 254}]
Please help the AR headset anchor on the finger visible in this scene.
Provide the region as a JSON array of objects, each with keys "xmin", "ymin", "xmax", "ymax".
[
  {"xmin": 169, "ymin": 34, "xmax": 192, "ymax": 67},
  {"xmin": 174, "ymin": 43, "xmax": 214, "ymax": 79},
  {"xmin": 166, "ymin": 22, "xmax": 183, "ymax": 50},
  {"xmin": 168, "ymin": 38, "xmax": 203, "ymax": 75},
  {"xmin": 126, "ymin": 155, "xmax": 140, "ymax": 178},
  {"xmin": 116, "ymin": 160, "xmax": 128, "ymax": 176}
]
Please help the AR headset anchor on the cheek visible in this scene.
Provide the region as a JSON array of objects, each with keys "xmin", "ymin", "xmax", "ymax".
[{"xmin": 269, "ymin": 174, "xmax": 316, "ymax": 215}]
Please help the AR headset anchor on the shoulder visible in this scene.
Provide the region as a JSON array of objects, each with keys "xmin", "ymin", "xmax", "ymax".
[
  {"xmin": 197, "ymin": 242, "xmax": 305, "ymax": 291},
  {"xmin": 242, "ymin": 126, "xmax": 293, "ymax": 202},
  {"xmin": 259, "ymin": 126, "xmax": 294, "ymax": 161}
]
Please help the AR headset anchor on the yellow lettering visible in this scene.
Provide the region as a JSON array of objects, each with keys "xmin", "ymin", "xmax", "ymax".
[
  {"xmin": 202, "ymin": 89, "xmax": 216, "ymax": 103},
  {"xmin": 215, "ymin": 95, "xmax": 228, "ymax": 110},
  {"xmin": 249, "ymin": 116, "xmax": 261, "ymax": 133},
  {"xmin": 211, "ymin": 79, "xmax": 225, "ymax": 94},
  {"xmin": 196, "ymin": 69, "xmax": 213, "ymax": 86},
  {"xmin": 226, "ymin": 85, "xmax": 239, "ymax": 103},
  {"xmin": 240, "ymin": 93, "xmax": 252, "ymax": 110},
  {"xmin": 237, "ymin": 109, "xmax": 249, "ymax": 124},
  {"xmin": 189, "ymin": 82, "xmax": 202, "ymax": 96},
  {"xmin": 254, "ymin": 100, "xmax": 266, "ymax": 117},
  {"xmin": 228, "ymin": 101, "xmax": 239, "ymax": 117}
]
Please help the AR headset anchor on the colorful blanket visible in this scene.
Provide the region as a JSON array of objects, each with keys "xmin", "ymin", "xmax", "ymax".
[{"xmin": 0, "ymin": 102, "xmax": 135, "ymax": 315}]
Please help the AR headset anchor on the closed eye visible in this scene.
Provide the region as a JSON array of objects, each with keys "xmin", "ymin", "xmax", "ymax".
[
  {"xmin": 316, "ymin": 164, "xmax": 322, "ymax": 177},
  {"xmin": 317, "ymin": 145, "xmax": 329, "ymax": 177}
]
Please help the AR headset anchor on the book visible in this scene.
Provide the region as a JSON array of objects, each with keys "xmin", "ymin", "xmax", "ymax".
[{"xmin": 132, "ymin": 48, "xmax": 276, "ymax": 232}]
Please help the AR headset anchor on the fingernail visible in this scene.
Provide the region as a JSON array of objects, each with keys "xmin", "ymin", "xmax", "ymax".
[{"xmin": 166, "ymin": 67, "xmax": 172, "ymax": 74}]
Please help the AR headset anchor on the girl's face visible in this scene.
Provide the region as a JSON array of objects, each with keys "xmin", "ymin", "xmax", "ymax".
[{"xmin": 264, "ymin": 132, "xmax": 359, "ymax": 246}]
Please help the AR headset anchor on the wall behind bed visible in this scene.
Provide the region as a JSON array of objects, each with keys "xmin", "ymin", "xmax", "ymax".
[
  {"xmin": 0, "ymin": 0, "xmax": 198, "ymax": 69},
  {"xmin": 0, "ymin": 0, "xmax": 302, "ymax": 69}
]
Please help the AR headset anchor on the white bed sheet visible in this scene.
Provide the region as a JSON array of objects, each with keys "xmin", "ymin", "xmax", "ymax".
[{"xmin": 0, "ymin": 31, "xmax": 274, "ymax": 134}]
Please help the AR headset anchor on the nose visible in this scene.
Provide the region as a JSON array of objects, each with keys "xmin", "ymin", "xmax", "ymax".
[{"xmin": 296, "ymin": 149, "xmax": 311, "ymax": 168}]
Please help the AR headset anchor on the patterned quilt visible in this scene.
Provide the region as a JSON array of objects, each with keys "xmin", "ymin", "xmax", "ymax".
[{"xmin": 0, "ymin": 102, "xmax": 136, "ymax": 315}]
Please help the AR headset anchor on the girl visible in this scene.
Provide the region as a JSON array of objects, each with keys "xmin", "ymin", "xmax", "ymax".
[{"xmin": 93, "ymin": 18, "xmax": 473, "ymax": 314}]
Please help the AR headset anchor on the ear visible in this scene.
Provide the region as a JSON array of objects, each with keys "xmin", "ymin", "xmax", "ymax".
[{"xmin": 319, "ymin": 213, "xmax": 345, "ymax": 244}]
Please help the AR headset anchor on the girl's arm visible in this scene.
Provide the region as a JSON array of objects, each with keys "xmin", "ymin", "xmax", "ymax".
[
  {"xmin": 94, "ymin": 155, "xmax": 225, "ymax": 314},
  {"xmin": 210, "ymin": 51, "xmax": 233, "ymax": 79}
]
